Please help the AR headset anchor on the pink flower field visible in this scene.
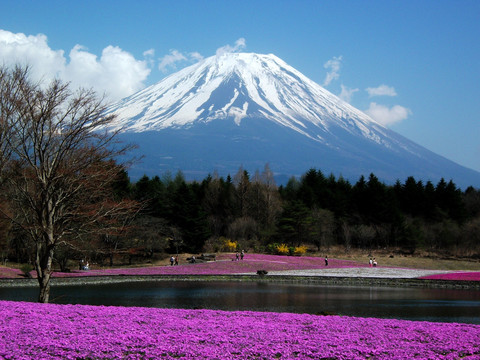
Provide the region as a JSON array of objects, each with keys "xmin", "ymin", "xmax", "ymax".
[
  {"xmin": 2, "ymin": 253, "xmax": 479, "ymax": 281},
  {"xmin": 1, "ymin": 300, "xmax": 479, "ymax": 359},
  {"xmin": 0, "ymin": 266, "xmax": 22, "ymax": 278},
  {"xmin": 2, "ymin": 255, "xmax": 480, "ymax": 359},
  {"xmin": 1, "ymin": 254, "xmax": 368, "ymax": 279}
]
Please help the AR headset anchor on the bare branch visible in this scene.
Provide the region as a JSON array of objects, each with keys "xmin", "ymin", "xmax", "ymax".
[{"xmin": 0, "ymin": 64, "xmax": 139, "ymax": 303}]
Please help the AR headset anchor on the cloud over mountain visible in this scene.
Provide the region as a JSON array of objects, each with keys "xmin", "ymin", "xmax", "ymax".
[
  {"xmin": 365, "ymin": 102, "xmax": 411, "ymax": 126},
  {"xmin": 323, "ymin": 55, "xmax": 342, "ymax": 86},
  {"xmin": 0, "ymin": 29, "xmax": 150, "ymax": 101}
]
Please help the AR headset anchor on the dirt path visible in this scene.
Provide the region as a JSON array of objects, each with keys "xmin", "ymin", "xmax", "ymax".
[{"xmin": 261, "ymin": 268, "xmax": 455, "ymax": 278}]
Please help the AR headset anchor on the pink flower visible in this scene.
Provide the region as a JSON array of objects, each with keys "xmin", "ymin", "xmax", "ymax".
[{"xmin": 0, "ymin": 300, "xmax": 479, "ymax": 359}]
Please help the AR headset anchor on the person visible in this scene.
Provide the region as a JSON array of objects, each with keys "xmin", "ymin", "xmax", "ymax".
[
  {"xmin": 84, "ymin": 262, "xmax": 90, "ymax": 271},
  {"xmin": 174, "ymin": 256, "xmax": 179, "ymax": 265},
  {"xmin": 369, "ymin": 258, "xmax": 373, "ymax": 267},
  {"xmin": 325, "ymin": 256, "xmax": 328, "ymax": 266},
  {"xmin": 170, "ymin": 256, "xmax": 174, "ymax": 266},
  {"xmin": 241, "ymin": 250, "xmax": 245, "ymax": 260},
  {"xmin": 236, "ymin": 252, "xmax": 239, "ymax": 261},
  {"xmin": 191, "ymin": 255, "xmax": 196, "ymax": 263},
  {"xmin": 373, "ymin": 258, "xmax": 377, "ymax": 267}
]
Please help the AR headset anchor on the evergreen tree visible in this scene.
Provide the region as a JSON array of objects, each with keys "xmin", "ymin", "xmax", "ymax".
[
  {"xmin": 277, "ymin": 200, "xmax": 312, "ymax": 247},
  {"xmin": 233, "ymin": 167, "xmax": 251, "ymax": 218}
]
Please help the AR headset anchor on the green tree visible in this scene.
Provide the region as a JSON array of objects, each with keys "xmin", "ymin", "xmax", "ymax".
[
  {"xmin": 169, "ymin": 180, "xmax": 209, "ymax": 252},
  {"xmin": 463, "ymin": 186, "xmax": 480, "ymax": 219},
  {"xmin": 277, "ymin": 200, "xmax": 312, "ymax": 246}
]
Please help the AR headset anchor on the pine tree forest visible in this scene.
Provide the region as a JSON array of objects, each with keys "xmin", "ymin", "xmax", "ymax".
[{"xmin": 2, "ymin": 164, "xmax": 480, "ymax": 267}]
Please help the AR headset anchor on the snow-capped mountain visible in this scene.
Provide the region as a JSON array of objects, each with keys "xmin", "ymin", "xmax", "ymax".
[{"xmin": 107, "ymin": 52, "xmax": 480, "ymax": 188}]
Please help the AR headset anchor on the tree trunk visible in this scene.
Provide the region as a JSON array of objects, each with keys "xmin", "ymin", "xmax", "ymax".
[
  {"xmin": 37, "ymin": 274, "xmax": 51, "ymax": 303},
  {"xmin": 35, "ymin": 242, "xmax": 54, "ymax": 303}
]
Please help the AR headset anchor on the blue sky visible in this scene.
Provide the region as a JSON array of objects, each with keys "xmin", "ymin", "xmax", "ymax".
[{"xmin": 1, "ymin": 0, "xmax": 479, "ymax": 173}]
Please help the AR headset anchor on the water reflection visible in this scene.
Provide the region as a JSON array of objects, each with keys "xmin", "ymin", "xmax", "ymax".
[{"xmin": 1, "ymin": 281, "xmax": 479, "ymax": 324}]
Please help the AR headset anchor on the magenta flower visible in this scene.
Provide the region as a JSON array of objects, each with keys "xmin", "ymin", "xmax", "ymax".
[
  {"xmin": 1, "ymin": 254, "xmax": 370, "ymax": 279},
  {"xmin": 0, "ymin": 300, "xmax": 479, "ymax": 359}
]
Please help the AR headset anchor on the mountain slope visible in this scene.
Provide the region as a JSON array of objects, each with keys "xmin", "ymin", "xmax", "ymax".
[{"xmin": 108, "ymin": 53, "xmax": 480, "ymax": 188}]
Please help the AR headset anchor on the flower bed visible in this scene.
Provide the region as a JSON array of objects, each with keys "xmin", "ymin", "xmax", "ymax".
[
  {"xmin": 420, "ymin": 272, "xmax": 480, "ymax": 281},
  {"xmin": 4, "ymin": 254, "xmax": 478, "ymax": 282},
  {"xmin": 1, "ymin": 300, "xmax": 479, "ymax": 359},
  {"xmin": 0, "ymin": 266, "xmax": 23, "ymax": 278},
  {"xmin": 1, "ymin": 254, "xmax": 367, "ymax": 279}
]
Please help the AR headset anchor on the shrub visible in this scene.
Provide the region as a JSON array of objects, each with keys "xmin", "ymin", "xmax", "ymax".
[
  {"xmin": 266, "ymin": 243, "xmax": 279, "ymax": 254},
  {"xmin": 20, "ymin": 263, "xmax": 33, "ymax": 278},
  {"xmin": 202, "ymin": 237, "xmax": 221, "ymax": 253},
  {"xmin": 276, "ymin": 243, "xmax": 290, "ymax": 255},
  {"xmin": 293, "ymin": 245, "xmax": 308, "ymax": 256},
  {"xmin": 222, "ymin": 238, "xmax": 238, "ymax": 252}
]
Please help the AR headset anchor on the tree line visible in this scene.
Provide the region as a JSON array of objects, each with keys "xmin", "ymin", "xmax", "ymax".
[{"xmin": 66, "ymin": 165, "xmax": 478, "ymax": 263}]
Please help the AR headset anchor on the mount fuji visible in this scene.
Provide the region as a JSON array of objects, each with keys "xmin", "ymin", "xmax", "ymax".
[{"xmin": 107, "ymin": 52, "xmax": 480, "ymax": 188}]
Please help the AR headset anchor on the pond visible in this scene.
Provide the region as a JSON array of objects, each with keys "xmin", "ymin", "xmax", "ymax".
[{"xmin": 2, "ymin": 281, "xmax": 480, "ymax": 324}]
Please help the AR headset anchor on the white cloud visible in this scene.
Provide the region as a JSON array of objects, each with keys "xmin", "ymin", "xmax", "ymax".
[
  {"xmin": 339, "ymin": 84, "xmax": 359, "ymax": 103},
  {"xmin": 364, "ymin": 102, "xmax": 411, "ymax": 126},
  {"xmin": 366, "ymin": 84, "xmax": 397, "ymax": 97},
  {"xmin": 143, "ymin": 49, "xmax": 155, "ymax": 58},
  {"xmin": 0, "ymin": 29, "xmax": 151, "ymax": 101},
  {"xmin": 158, "ymin": 49, "xmax": 187, "ymax": 72},
  {"xmin": 143, "ymin": 49, "xmax": 155, "ymax": 68},
  {"xmin": 216, "ymin": 38, "xmax": 246, "ymax": 56},
  {"xmin": 0, "ymin": 30, "xmax": 66, "ymax": 79},
  {"xmin": 66, "ymin": 45, "xmax": 151, "ymax": 101},
  {"xmin": 158, "ymin": 49, "xmax": 204, "ymax": 73},
  {"xmin": 189, "ymin": 52, "xmax": 204, "ymax": 62},
  {"xmin": 323, "ymin": 55, "xmax": 342, "ymax": 87}
]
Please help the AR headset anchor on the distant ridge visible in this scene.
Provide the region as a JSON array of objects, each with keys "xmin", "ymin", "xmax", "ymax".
[{"xmin": 107, "ymin": 52, "xmax": 480, "ymax": 188}]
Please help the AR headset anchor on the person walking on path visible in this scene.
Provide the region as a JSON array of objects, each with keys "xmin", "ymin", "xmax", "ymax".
[
  {"xmin": 325, "ymin": 256, "xmax": 328, "ymax": 266},
  {"xmin": 241, "ymin": 250, "xmax": 245, "ymax": 260}
]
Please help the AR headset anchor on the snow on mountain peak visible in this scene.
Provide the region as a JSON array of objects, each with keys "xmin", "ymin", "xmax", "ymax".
[
  {"xmin": 107, "ymin": 52, "xmax": 386, "ymax": 144},
  {"xmin": 106, "ymin": 52, "xmax": 480, "ymax": 189}
]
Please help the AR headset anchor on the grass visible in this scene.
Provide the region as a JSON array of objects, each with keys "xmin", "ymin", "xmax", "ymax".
[
  {"xmin": 144, "ymin": 247, "xmax": 480, "ymax": 271},
  {"xmin": 316, "ymin": 246, "xmax": 480, "ymax": 271}
]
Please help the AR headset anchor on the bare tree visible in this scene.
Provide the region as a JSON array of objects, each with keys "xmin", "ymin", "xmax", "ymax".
[
  {"xmin": 227, "ymin": 216, "xmax": 258, "ymax": 242},
  {"xmin": 340, "ymin": 220, "xmax": 352, "ymax": 252},
  {"xmin": 233, "ymin": 166, "xmax": 251, "ymax": 217},
  {"xmin": 0, "ymin": 66, "xmax": 20, "ymax": 178},
  {"xmin": 0, "ymin": 65, "xmax": 139, "ymax": 303},
  {"xmin": 169, "ymin": 226, "xmax": 184, "ymax": 256},
  {"xmin": 260, "ymin": 164, "xmax": 282, "ymax": 229}
]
